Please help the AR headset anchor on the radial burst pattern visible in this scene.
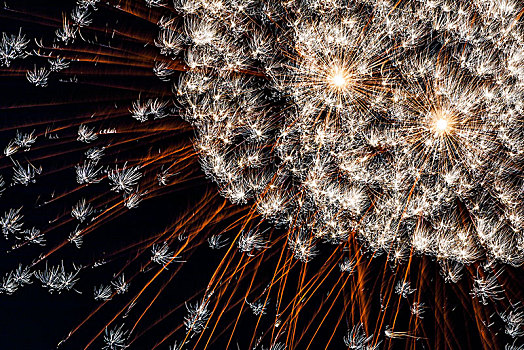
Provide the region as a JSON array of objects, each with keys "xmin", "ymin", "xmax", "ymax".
[
  {"xmin": 175, "ymin": 0, "xmax": 524, "ymax": 266},
  {"xmin": 1, "ymin": 0, "xmax": 524, "ymax": 349}
]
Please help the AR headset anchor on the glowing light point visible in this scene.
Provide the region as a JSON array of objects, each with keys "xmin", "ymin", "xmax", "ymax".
[
  {"xmin": 436, "ymin": 118, "xmax": 449, "ymax": 132},
  {"xmin": 433, "ymin": 113, "xmax": 453, "ymax": 136},
  {"xmin": 331, "ymin": 73, "xmax": 346, "ymax": 88}
]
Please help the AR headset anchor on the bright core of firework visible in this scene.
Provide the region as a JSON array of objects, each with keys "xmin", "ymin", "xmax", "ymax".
[
  {"xmin": 172, "ymin": 0, "xmax": 524, "ymax": 268},
  {"xmin": 435, "ymin": 118, "xmax": 448, "ymax": 132},
  {"xmin": 433, "ymin": 114, "xmax": 452, "ymax": 136},
  {"xmin": 329, "ymin": 70, "xmax": 349, "ymax": 89}
]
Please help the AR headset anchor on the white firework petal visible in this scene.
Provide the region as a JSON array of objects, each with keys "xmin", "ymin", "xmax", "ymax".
[
  {"xmin": 343, "ymin": 323, "xmax": 374, "ymax": 349},
  {"xmin": 395, "ymin": 280, "xmax": 416, "ymax": 299},
  {"xmin": 287, "ymin": 230, "xmax": 318, "ymax": 263},
  {"xmin": 12, "ymin": 161, "xmax": 41, "ymax": 186},
  {"xmin": 22, "ymin": 227, "xmax": 45, "ymax": 246},
  {"xmin": 0, "ymin": 29, "xmax": 29, "ymax": 67},
  {"xmin": 145, "ymin": 0, "xmax": 167, "ymax": 7},
  {"xmin": 0, "ymin": 264, "xmax": 32, "ymax": 295},
  {"xmin": 26, "ymin": 65, "xmax": 50, "ymax": 87},
  {"xmin": 108, "ymin": 163, "xmax": 142, "ymax": 193},
  {"xmin": 411, "ymin": 302, "xmax": 426, "ymax": 319},
  {"xmin": 184, "ymin": 299, "xmax": 211, "ymax": 333},
  {"xmin": 13, "ymin": 130, "xmax": 37, "ymax": 149},
  {"xmin": 85, "ymin": 146, "xmax": 105, "ymax": 161},
  {"xmin": 102, "ymin": 324, "xmax": 128, "ymax": 350},
  {"xmin": 71, "ymin": 6, "xmax": 92, "ymax": 27},
  {"xmin": 77, "ymin": 124, "xmax": 98, "ymax": 143},
  {"xmin": 339, "ymin": 257, "xmax": 356, "ymax": 274},
  {"xmin": 237, "ymin": 229, "xmax": 267, "ymax": 256},
  {"xmin": 153, "ymin": 61, "xmax": 175, "ymax": 81},
  {"xmin": 124, "ymin": 190, "xmax": 146, "ymax": 209},
  {"xmin": 94, "ymin": 284, "xmax": 113, "ymax": 301},
  {"xmin": 68, "ymin": 226, "xmax": 84, "ymax": 248},
  {"xmin": 34, "ymin": 262, "xmax": 81, "ymax": 293},
  {"xmin": 0, "ymin": 207, "xmax": 24, "ymax": 237},
  {"xmin": 471, "ymin": 269, "xmax": 505, "ymax": 305},
  {"xmin": 501, "ymin": 305, "xmax": 524, "ymax": 339},
  {"xmin": 111, "ymin": 274, "xmax": 129, "ymax": 294},
  {"xmin": 4, "ymin": 139, "xmax": 19, "ymax": 156},
  {"xmin": 71, "ymin": 198, "xmax": 94, "ymax": 222},
  {"xmin": 155, "ymin": 28, "xmax": 183, "ymax": 57},
  {"xmin": 75, "ymin": 161, "xmax": 103, "ymax": 184},
  {"xmin": 151, "ymin": 242, "xmax": 177, "ymax": 266},
  {"xmin": 246, "ymin": 297, "xmax": 270, "ymax": 316},
  {"xmin": 56, "ymin": 15, "xmax": 77, "ymax": 43},
  {"xmin": 48, "ymin": 56, "xmax": 70, "ymax": 71},
  {"xmin": 207, "ymin": 234, "xmax": 229, "ymax": 249}
]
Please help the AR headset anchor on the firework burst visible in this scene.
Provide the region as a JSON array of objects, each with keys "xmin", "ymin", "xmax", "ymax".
[{"xmin": 1, "ymin": 0, "xmax": 524, "ymax": 349}]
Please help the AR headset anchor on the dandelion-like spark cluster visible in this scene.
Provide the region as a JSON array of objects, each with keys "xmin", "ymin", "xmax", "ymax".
[{"xmin": 171, "ymin": 0, "xmax": 524, "ymax": 266}]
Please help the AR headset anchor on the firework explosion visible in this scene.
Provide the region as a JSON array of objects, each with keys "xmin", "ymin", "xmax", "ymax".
[{"xmin": 1, "ymin": 0, "xmax": 524, "ymax": 349}]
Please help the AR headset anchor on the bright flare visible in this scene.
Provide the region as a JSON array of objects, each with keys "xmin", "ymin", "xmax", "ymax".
[
  {"xmin": 436, "ymin": 118, "xmax": 449, "ymax": 132},
  {"xmin": 331, "ymin": 73, "xmax": 346, "ymax": 87}
]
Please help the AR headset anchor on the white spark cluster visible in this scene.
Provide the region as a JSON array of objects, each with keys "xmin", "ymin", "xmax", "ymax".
[{"xmin": 151, "ymin": 0, "xmax": 524, "ymax": 267}]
